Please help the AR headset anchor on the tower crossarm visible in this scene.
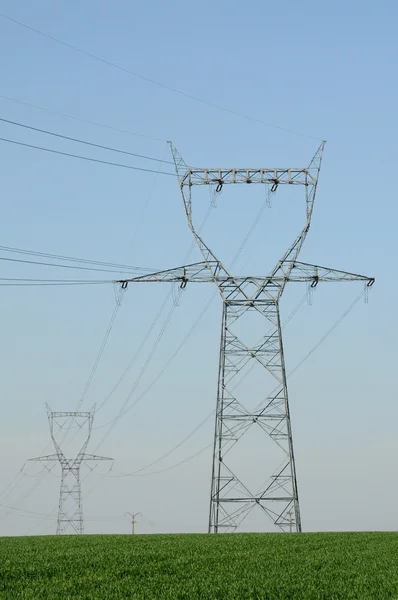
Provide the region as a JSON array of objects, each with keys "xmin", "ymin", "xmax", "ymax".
[
  {"xmin": 116, "ymin": 261, "xmax": 374, "ymax": 296},
  {"xmin": 80, "ymin": 454, "xmax": 113, "ymax": 462},
  {"xmin": 116, "ymin": 263, "xmax": 280, "ymax": 289},
  {"xmin": 178, "ymin": 167, "xmax": 316, "ymax": 188},
  {"xmin": 50, "ymin": 411, "xmax": 93, "ymax": 418},
  {"xmin": 116, "ymin": 262, "xmax": 217, "ymax": 287},
  {"xmin": 282, "ymin": 261, "xmax": 375, "ymax": 286},
  {"xmin": 27, "ymin": 453, "xmax": 59, "ymax": 463}
]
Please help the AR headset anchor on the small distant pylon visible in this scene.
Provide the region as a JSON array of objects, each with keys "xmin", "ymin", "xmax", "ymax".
[
  {"xmin": 28, "ymin": 405, "xmax": 112, "ymax": 534},
  {"xmin": 125, "ymin": 511, "xmax": 142, "ymax": 534}
]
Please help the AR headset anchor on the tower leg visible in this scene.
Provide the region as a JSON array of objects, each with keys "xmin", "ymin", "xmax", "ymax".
[
  {"xmin": 57, "ymin": 466, "xmax": 84, "ymax": 535},
  {"xmin": 276, "ymin": 305, "xmax": 301, "ymax": 532},
  {"xmin": 208, "ymin": 299, "xmax": 302, "ymax": 533},
  {"xmin": 208, "ymin": 301, "xmax": 227, "ymax": 533}
]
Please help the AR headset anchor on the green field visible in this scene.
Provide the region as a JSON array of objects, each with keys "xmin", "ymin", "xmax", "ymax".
[{"xmin": 1, "ymin": 532, "xmax": 398, "ymax": 599}]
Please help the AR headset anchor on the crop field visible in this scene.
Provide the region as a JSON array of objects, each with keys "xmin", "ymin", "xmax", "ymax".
[{"xmin": 0, "ymin": 532, "xmax": 398, "ymax": 599}]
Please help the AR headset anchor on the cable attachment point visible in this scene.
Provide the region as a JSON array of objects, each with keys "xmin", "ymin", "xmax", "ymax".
[
  {"xmin": 215, "ymin": 180, "xmax": 223, "ymax": 193},
  {"xmin": 310, "ymin": 276, "xmax": 319, "ymax": 288},
  {"xmin": 270, "ymin": 179, "xmax": 279, "ymax": 193},
  {"xmin": 364, "ymin": 278, "xmax": 374, "ymax": 304},
  {"xmin": 121, "ymin": 281, "xmax": 128, "ymax": 290},
  {"xmin": 180, "ymin": 277, "xmax": 188, "ymax": 289}
]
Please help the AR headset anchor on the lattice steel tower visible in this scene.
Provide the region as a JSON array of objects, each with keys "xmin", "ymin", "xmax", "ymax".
[
  {"xmin": 117, "ymin": 142, "xmax": 374, "ymax": 533},
  {"xmin": 28, "ymin": 405, "xmax": 112, "ymax": 534}
]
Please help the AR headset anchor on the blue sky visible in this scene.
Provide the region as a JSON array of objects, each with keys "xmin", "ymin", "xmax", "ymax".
[{"xmin": 0, "ymin": 0, "xmax": 396, "ymax": 535}]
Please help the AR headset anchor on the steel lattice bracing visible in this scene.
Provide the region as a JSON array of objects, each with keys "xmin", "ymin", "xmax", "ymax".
[
  {"xmin": 117, "ymin": 141, "xmax": 374, "ymax": 534},
  {"xmin": 28, "ymin": 406, "xmax": 112, "ymax": 534},
  {"xmin": 208, "ymin": 296, "xmax": 301, "ymax": 532}
]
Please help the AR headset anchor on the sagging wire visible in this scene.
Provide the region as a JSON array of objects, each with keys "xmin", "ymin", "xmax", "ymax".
[
  {"xmin": 236, "ymin": 184, "xmax": 283, "ymax": 272},
  {"xmin": 93, "ymin": 291, "xmax": 217, "ymax": 430},
  {"xmin": 68, "ymin": 283, "xmax": 368, "ymax": 500},
  {"xmin": 104, "ymin": 290, "xmax": 310, "ymax": 479},
  {"xmin": 127, "ymin": 444, "xmax": 212, "ymax": 478},
  {"xmin": 0, "ymin": 437, "xmax": 54, "ymax": 505},
  {"xmin": 288, "ymin": 288, "xmax": 367, "ymax": 378},
  {"xmin": 265, "ymin": 183, "xmax": 273, "ymax": 209},
  {"xmin": 76, "ymin": 286, "xmax": 127, "ymax": 411},
  {"xmin": 91, "ymin": 199, "xmax": 216, "ymax": 431},
  {"xmin": 0, "ymin": 254, "xmax": 157, "ymax": 275},
  {"xmin": 95, "ymin": 292, "xmax": 172, "ymax": 414},
  {"xmin": 108, "ymin": 411, "xmax": 215, "ymax": 478},
  {"xmin": 0, "ymin": 469, "xmax": 51, "ymax": 523},
  {"xmin": 227, "ymin": 288, "xmax": 369, "ymax": 449},
  {"xmin": 92, "ymin": 296, "xmax": 181, "ymax": 451},
  {"xmin": 91, "ymin": 189, "xmax": 303, "ymax": 468},
  {"xmin": 209, "ymin": 181, "xmax": 222, "ymax": 208}
]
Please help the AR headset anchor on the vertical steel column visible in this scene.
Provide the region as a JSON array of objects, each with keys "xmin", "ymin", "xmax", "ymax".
[
  {"xmin": 276, "ymin": 303, "xmax": 301, "ymax": 532},
  {"xmin": 209, "ymin": 300, "xmax": 228, "ymax": 533}
]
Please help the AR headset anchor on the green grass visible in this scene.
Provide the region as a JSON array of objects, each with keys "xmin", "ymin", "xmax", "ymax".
[{"xmin": 0, "ymin": 532, "xmax": 398, "ymax": 599}]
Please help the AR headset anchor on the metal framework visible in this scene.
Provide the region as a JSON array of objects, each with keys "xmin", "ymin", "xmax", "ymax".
[
  {"xmin": 117, "ymin": 142, "xmax": 374, "ymax": 533},
  {"xmin": 28, "ymin": 405, "xmax": 112, "ymax": 534}
]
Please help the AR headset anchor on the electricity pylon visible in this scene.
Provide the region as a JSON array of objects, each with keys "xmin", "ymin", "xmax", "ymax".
[
  {"xmin": 117, "ymin": 142, "xmax": 374, "ymax": 533},
  {"xmin": 28, "ymin": 405, "xmax": 112, "ymax": 534},
  {"xmin": 125, "ymin": 511, "xmax": 141, "ymax": 534}
]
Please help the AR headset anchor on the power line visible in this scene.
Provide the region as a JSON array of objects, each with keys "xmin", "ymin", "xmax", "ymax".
[
  {"xmin": 70, "ymin": 288, "xmax": 365, "ymax": 515},
  {"xmin": 0, "ymin": 255, "xmax": 154, "ymax": 274},
  {"xmin": 0, "ymin": 12, "xmax": 322, "ymax": 141},
  {"xmin": 130, "ymin": 149, "xmax": 167, "ymax": 252},
  {"xmin": 0, "ymin": 437, "xmax": 55, "ymax": 512},
  {"xmin": 76, "ymin": 289, "xmax": 126, "ymax": 411},
  {"xmin": 93, "ymin": 295, "xmax": 180, "ymax": 451},
  {"xmin": 92, "ymin": 192, "xmax": 270, "ymax": 446},
  {"xmin": 13, "ymin": 282, "xmax": 361, "ymax": 527},
  {"xmin": 0, "ymin": 292, "xmax": 126, "ymax": 525},
  {"xmin": 0, "ymin": 472, "xmax": 24, "ymax": 503},
  {"xmin": 1, "ymin": 213, "xmax": 213, "ymax": 513},
  {"xmin": 0, "ymin": 244, "xmax": 157, "ymax": 272},
  {"xmin": 0, "ymin": 116, "xmax": 175, "ymax": 165},
  {"xmin": 108, "ymin": 411, "xmax": 215, "ymax": 477},
  {"xmin": 0, "ymin": 95, "xmax": 165, "ymax": 143},
  {"xmin": 0, "ymin": 501, "xmax": 55, "ymax": 519},
  {"xmin": 0, "ymin": 469, "xmax": 50, "ymax": 523},
  {"xmin": 100, "ymin": 192, "xmax": 275, "ymax": 428},
  {"xmin": 93, "ymin": 201, "xmax": 216, "ymax": 419},
  {"xmin": 95, "ymin": 293, "xmax": 172, "ymax": 414},
  {"xmin": 163, "ymin": 291, "xmax": 367, "ymax": 482},
  {"xmin": 0, "ymin": 500, "xmax": 125, "ymax": 522},
  {"xmin": 106, "ymin": 290, "xmax": 310, "ymax": 478},
  {"xmin": 100, "ymin": 292, "xmax": 216, "ymax": 426},
  {"xmin": 0, "ymin": 279, "xmax": 113, "ymax": 286},
  {"xmin": 289, "ymin": 289, "xmax": 366, "ymax": 377},
  {"xmin": 55, "ymin": 289, "xmax": 127, "ymax": 447},
  {"xmin": 131, "ymin": 444, "xmax": 212, "ymax": 478},
  {"xmin": 0, "ymin": 136, "xmax": 176, "ymax": 176}
]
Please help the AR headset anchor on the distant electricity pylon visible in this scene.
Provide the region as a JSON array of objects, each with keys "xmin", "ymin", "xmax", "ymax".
[
  {"xmin": 117, "ymin": 142, "xmax": 374, "ymax": 533},
  {"xmin": 125, "ymin": 511, "xmax": 141, "ymax": 534},
  {"xmin": 28, "ymin": 405, "xmax": 112, "ymax": 534}
]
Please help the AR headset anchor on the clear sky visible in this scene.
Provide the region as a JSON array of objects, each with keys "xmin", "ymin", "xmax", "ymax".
[{"xmin": 0, "ymin": 0, "xmax": 396, "ymax": 536}]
